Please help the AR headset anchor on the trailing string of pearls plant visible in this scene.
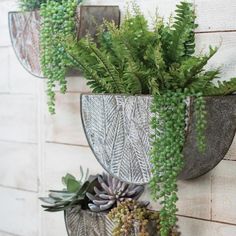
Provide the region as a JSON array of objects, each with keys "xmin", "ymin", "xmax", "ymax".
[
  {"xmin": 150, "ymin": 90, "xmax": 206, "ymax": 236},
  {"xmin": 40, "ymin": 0, "xmax": 79, "ymax": 114}
]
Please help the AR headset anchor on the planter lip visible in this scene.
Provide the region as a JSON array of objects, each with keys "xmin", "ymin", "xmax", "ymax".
[
  {"xmin": 80, "ymin": 92, "xmax": 236, "ymax": 99},
  {"xmin": 8, "ymin": 5, "xmax": 120, "ymax": 14},
  {"xmin": 8, "ymin": 10, "xmax": 38, "ymax": 14}
]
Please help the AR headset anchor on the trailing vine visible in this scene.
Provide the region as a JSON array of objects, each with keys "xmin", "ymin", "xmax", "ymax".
[
  {"xmin": 149, "ymin": 89, "xmax": 206, "ymax": 236},
  {"xmin": 40, "ymin": 0, "xmax": 78, "ymax": 114}
]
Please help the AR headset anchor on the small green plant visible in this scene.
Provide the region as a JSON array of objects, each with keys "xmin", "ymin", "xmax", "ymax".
[
  {"xmin": 39, "ymin": 168, "xmax": 98, "ymax": 212},
  {"xmin": 108, "ymin": 199, "xmax": 180, "ymax": 236},
  {"xmin": 40, "ymin": 0, "xmax": 79, "ymax": 114},
  {"xmin": 62, "ymin": 2, "xmax": 236, "ymax": 235},
  {"xmin": 19, "ymin": 0, "xmax": 46, "ymax": 11}
]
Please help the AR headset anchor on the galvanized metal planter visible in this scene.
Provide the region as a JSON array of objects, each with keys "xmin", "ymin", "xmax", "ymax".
[
  {"xmin": 81, "ymin": 94, "xmax": 236, "ymax": 184},
  {"xmin": 64, "ymin": 208, "xmax": 158, "ymax": 236},
  {"xmin": 8, "ymin": 5, "xmax": 120, "ymax": 78}
]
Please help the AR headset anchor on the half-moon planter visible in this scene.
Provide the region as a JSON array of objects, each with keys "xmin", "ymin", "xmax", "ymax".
[
  {"xmin": 81, "ymin": 94, "xmax": 236, "ymax": 184},
  {"xmin": 8, "ymin": 5, "xmax": 120, "ymax": 78},
  {"xmin": 64, "ymin": 208, "xmax": 158, "ymax": 236}
]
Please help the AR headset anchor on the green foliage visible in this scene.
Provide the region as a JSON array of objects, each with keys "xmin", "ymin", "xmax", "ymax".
[
  {"xmin": 39, "ymin": 168, "xmax": 98, "ymax": 212},
  {"xmin": 204, "ymin": 77, "xmax": 236, "ymax": 96},
  {"xmin": 108, "ymin": 199, "xmax": 180, "ymax": 236},
  {"xmin": 19, "ymin": 0, "xmax": 46, "ymax": 11},
  {"xmin": 40, "ymin": 0, "xmax": 78, "ymax": 114},
  {"xmin": 64, "ymin": 3, "xmax": 236, "ymax": 97},
  {"xmin": 150, "ymin": 91, "xmax": 186, "ymax": 236},
  {"xmin": 62, "ymin": 2, "xmax": 236, "ymax": 235}
]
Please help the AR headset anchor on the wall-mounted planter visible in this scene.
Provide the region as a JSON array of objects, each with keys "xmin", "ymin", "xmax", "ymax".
[
  {"xmin": 8, "ymin": 5, "xmax": 120, "ymax": 78},
  {"xmin": 81, "ymin": 94, "xmax": 236, "ymax": 185},
  {"xmin": 64, "ymin": 208, "xmax": 158, "ymax": 236}
]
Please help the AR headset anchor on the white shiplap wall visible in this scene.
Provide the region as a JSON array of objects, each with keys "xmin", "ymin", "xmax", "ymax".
[{"xmin": 0, "ymin": 0, "xmax": 236, "ymax": 235}]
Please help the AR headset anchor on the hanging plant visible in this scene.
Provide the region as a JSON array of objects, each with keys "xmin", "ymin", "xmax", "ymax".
[
  {"xmin": 61, "ymin": 2, "xmax": 236, "ymax": 235},
  {"xmin": 19, "ymin": 0, "xmax": 46, "ymax": 11},
  {"xmin": 40, "ymin": 0, "xmax": 80, "ymax": 114}
]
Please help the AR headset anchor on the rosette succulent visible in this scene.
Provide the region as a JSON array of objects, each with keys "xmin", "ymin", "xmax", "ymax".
[
  {"xmin": 40, "ymin": 168, "xmax": 98, "ymax": 212},
  {"xmin": 86, "ymin": 173, "xmax": 145, "ymax": 212}
]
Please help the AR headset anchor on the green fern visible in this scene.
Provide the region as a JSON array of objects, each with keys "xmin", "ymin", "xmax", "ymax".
[
  {"xmin": 204, "ymin": 77, "xmax": 236, "ymax": 96},
  {"xmin": 166, "ymin": 1, "xmax": 197, "ymax": 64}
]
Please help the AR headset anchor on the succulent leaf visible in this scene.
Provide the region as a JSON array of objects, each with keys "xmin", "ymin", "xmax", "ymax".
[
  {"xmin": 39, "ymin": 169, "xmax": 98, "ymax": 212},
  {"xmin": 87, "ymin": 173, "xmax": 144, "ymax": 212}
]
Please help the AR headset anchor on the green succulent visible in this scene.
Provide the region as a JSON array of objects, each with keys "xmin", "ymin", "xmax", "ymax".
[{"xmin": 39, "ymin": 168, "xmax": 98, "ymax": 212}]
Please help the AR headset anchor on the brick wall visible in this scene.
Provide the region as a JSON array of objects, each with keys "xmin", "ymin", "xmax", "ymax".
[{"xmin": 0, "ymin": 0, "xmax": 236, "ymax": 235}]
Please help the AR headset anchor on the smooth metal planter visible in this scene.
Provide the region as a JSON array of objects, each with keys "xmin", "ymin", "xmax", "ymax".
[
  {"xmin": 81, "ymin": 94, "xmax": 236, "ymax": 184},
  {"xmin": 64, "ymin": 208, "xmax": 158, "ymax": 236},
  {"xmin": 8, "ymin": 6, "xmax": 120, "ymax": 78}
]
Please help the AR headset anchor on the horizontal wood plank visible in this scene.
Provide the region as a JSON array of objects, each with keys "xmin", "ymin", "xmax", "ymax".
[
  {"xmin": 212, "ymin": 160, "xmax": 236, "ymax": 224},
  {"xmin": 179, "ymin": 216, "xmax": 236, "ymax": 236},
  {"xmin": 0, "ymin": 187, "xmax": 38, "ymax": 236},
  {"xmin": 8, "ymin": 49, "xmax": 37, "ymax": 94},
  {"xmin": 43, "ymin": 143, "xmax": 103, "ymax": 190},
  {"xmin": 0, "ymin": 47, "xmax": 9, "ymax": 93},
  {"xmin": 194, "ymin": 0, "xmax": 236, "ymax": 32},
  {"xmin": 195, "ymin": 32, "xmax": 236, "ymax": 81},
  {"xmin": 0, "ymin": 94, "xmax": 38, "ymax": 143},
  {"xmin": 45, "ymin": 92, "xmax": 88, "ymax": 146},
  {"xmin": 0, "ymin": 141, "xmax": 38, "ymax": 191}
]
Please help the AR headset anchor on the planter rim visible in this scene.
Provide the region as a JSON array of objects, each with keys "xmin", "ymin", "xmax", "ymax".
[
  {"xmin": 8, "ymin": 5, "xmax": 120, "ymax": 14},
  {"xmin": 80, "ymin": 93, "xmax": 236, "ymax": 98}
]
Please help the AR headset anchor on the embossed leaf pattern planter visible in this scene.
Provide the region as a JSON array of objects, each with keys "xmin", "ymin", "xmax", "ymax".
[
  {"xmin": 64, "ymin": 208, "xmax": 158, "ymax": 236},
  {"xmin": 81, "ymin": 94, "xmax": 236, "ymax": 184},
  {"xmin": 8, "ymin": 5, "xmax": 120, "ymax": 78}
]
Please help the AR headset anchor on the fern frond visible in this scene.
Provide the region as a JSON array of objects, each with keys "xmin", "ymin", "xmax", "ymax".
[
  {"xmin": 64, "ymin": 38, "xmax": 110, "ymax": 93},
  {"xmin": 168, "ymin": 46, "xmax": 218, "ymax": 89},
  {"xmin": 204, "ymin": 77, "xmax": 236, "ymax": 96},
  {"xmin": 166, "ymin": 2, "xmax": 197, "ymax": 64},
  {"xmin": 188, "ymin": 69, "xmax": 221, "ymax": 92}
]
